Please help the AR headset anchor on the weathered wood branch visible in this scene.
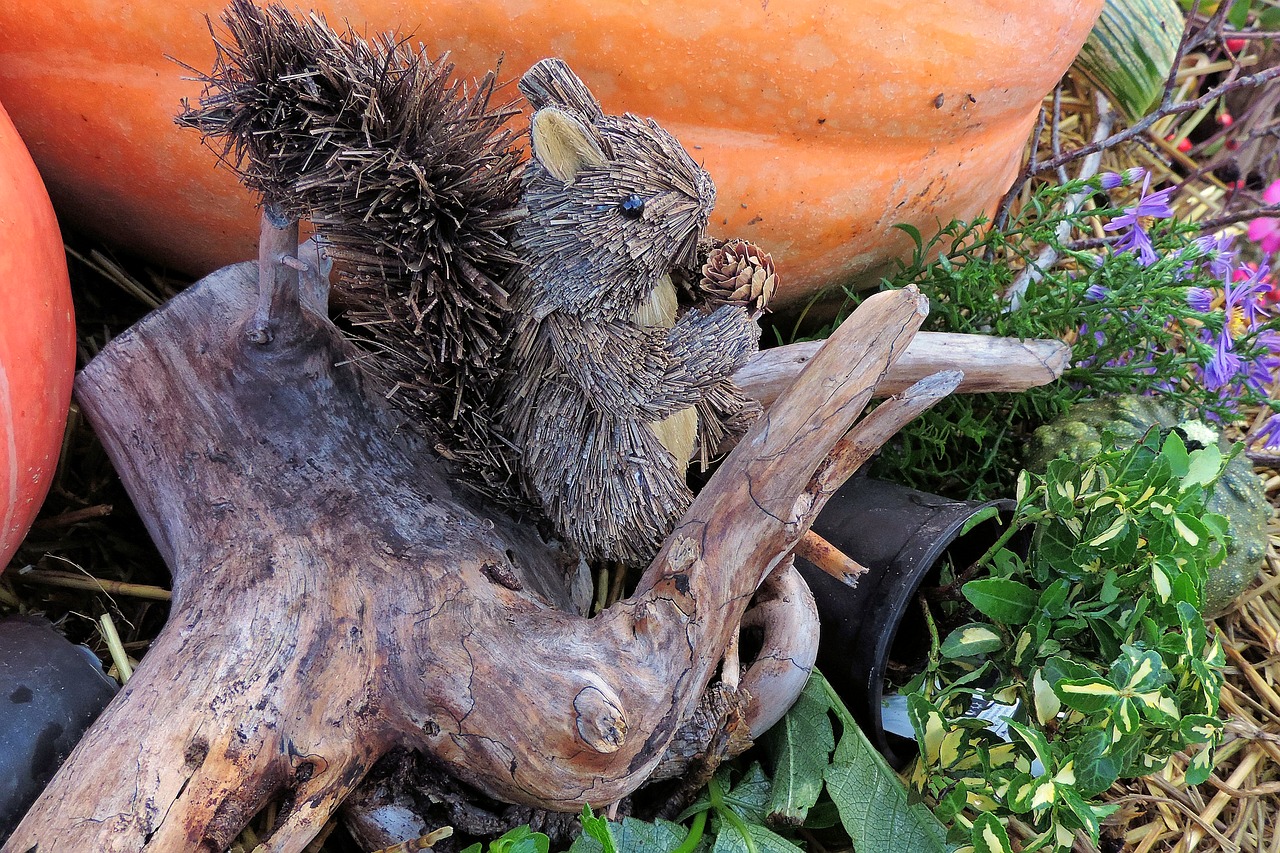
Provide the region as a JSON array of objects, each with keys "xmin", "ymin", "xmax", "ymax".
[
  {"xmin": 2, "ymin": 245, "xmax": 934, "ymax": 852},
  {"xmin": 735, "ymin": 331, "xmax": 1070, "ymax": 409}
]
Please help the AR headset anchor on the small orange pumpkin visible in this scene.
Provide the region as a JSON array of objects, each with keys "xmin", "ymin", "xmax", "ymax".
[
  {"xmin": 0, "ymin": 100, "xmax": 76, "ymax": 569},
  {"xmin": 0, "ymin": 0, "xmax": 1101, "ymax": 306}
]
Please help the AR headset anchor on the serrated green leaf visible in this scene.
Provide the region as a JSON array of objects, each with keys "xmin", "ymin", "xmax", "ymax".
[
  {"xmin": 710, "ymin": 821, "xmax": 804, "ymax": 853},
  {"xmin": 1073, "ymin": 730, "xmax": 1121, "ymax": 796},
  {"xmin": 765, "ymin": 675, "xmax": 834, "ymax": 825},
  {"xmin": 730, "ymin": 764, "xmax": 773, "ymax": 822},
  {"xmin": 820, "ymin": 677, "xmax": 952, "ymax": 853},
  {"xmin": 962, "ymin": 578, "xmax": 1037, "ymax": 624},
  {"xmin": 613, "ymin": 817, "xmax": 695, "ymax": 853}
]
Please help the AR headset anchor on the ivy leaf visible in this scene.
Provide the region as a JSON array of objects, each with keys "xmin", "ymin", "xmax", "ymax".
[
  {"xmin": 765, "ymin": 675, "xmax": 835, "ymax": 826},
  {"xmin": 962, "ymin": 578, "xmax": 1037, "ymax": 624}
]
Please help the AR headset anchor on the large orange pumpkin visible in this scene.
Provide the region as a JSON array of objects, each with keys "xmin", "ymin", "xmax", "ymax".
[
  {"xmin": 0, "ymin": 100, "xmax": 75, "ymax": 570},
  {"xmin": 0, "ymin": 1, "xmax": 1101, "ymax": 306}
]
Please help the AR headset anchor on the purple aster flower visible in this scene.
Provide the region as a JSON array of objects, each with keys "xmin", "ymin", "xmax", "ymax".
[
  {"xmin": 1104, "ymin": 174, "xmax": 1176, "ymax": 266},
  {"xmin": 1203, "ymin": 332, "xmax": 1242, "ymax": 391},
  {"xmin": 1187, "ymin": 287, "xmax": 1215, "ymax": 312},
  {"xmin": 1109, "ymin": 221, "xmax": 1160, "ymax": 265},
  {"xmin": 1226, "ymin": 262, "xmax": 1272, "ymax": 330},
  {"xmin": 1189, "ymin": 233, "xmax": 1238, "ymax": 280}
]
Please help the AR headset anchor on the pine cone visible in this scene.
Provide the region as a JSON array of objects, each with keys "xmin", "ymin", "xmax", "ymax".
[{"xmin": 699, "ymin": 239, "xmax": 778, "ymax": 315}]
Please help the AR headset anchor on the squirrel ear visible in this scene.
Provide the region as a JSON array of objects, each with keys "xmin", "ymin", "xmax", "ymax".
[
  {"xmin": 530, "ymin": 107, "xmax": 608, "ymax": 183},
  {"xmin": 520, "ymin": 58, "xmax": 604, "ymax": 121}
]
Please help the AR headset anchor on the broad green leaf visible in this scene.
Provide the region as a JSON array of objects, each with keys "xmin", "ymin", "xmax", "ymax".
[
  {"xmin": 766, "ymin": 675, "xmax": 835, "ymax": 825},
  {"xmin": 1038, "ymin": 579, "xmax": 1071, "ymax": 615},
  {"xmin": 710, "ymin": 821, "xmax": 804, "ymax": 853},
  {"xmin": 1181, "ymin": 444, "xmax": 1224, "ymax": 490},
  {"xmin": 820, "ymin": 677, "xmax": 953, "ymax": 853},
  {"xmin": 940, "ymin": 623, "xmax": 1004, "ymax": 659},
  {"xmin": 962, "ymin": 578, "xmax": 1037, "ymax": 624},
  {"xmin": 613, "ymin": 817, "xmax": 696, "ymax": 853},
  {"xmin": 719, "ymin": 763, "xmax": 772, "ymax": 825},
  {"xmin": 969, "ymin": 813, "xmax": 1013, "ymax": 853}
]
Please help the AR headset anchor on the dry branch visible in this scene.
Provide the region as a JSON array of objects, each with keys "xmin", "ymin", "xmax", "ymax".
[{"xmin": 736, "ymin": 331, "xmax": 1070, "ymax": 409}]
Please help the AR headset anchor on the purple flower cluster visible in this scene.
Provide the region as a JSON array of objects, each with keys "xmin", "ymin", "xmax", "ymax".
[
  {"xmin": 1190, "ymin": 260, "xmax": 1280, "ymax": 389},
  {"xmin": 1096, "ymin": 168, "xmax": 1280, "ymax": 450}
]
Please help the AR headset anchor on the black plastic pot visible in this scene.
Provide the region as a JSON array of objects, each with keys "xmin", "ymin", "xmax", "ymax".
[
  {"xmin": 796, "ymin": 475, "xmax": 1017, "ymax": 768},
  {"xmin": 0, "ymin": 615, "xmax": 118, "ymax": 842}
]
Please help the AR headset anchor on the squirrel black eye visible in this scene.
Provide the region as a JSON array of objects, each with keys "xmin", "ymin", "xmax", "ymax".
[{"xmin": 619, "ymin": 195, "xmax": 645, "ymax": 218}]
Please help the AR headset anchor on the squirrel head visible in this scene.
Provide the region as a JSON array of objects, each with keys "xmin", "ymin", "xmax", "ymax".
[{"xmin": 517, "ymin": 59, "xmax": 716, "ymax": 320}]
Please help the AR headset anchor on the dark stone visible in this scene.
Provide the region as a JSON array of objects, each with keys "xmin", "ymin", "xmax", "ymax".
[{"xmin": 0, "ymin": 616, "xmax": 118, "ymax": 841}]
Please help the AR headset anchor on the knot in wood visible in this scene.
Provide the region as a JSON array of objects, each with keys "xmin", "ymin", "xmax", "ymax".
[{"xmin": 572, "ymin": 684, "xmax": 627, "ymax": 754}]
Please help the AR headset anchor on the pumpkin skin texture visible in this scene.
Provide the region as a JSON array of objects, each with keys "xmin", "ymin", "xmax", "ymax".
[
  {"xmin": 0, "ymin": 100, "xmax": 75, "ymax": 570},
  {"xmin": 1026, "ymin": 396, "xmax": 1274, "ymax": 616},
  {"xmin": 0, "ymin": 0, "xmax": 1101, "ymax": 305}
]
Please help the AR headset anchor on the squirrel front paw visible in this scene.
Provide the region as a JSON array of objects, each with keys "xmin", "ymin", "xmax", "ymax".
[{"xmin": 695, "ymin": 303, "xmax": 761, "ymax": 373}]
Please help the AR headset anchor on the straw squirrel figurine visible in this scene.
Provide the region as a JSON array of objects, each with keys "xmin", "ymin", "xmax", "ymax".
[
  {"xmin": 505, "ymin": 59, "xmax": 761, "ymax": 565},
  {"xmin": 179, "ymin": 4, "xmax": 762, "ymax": 566}
]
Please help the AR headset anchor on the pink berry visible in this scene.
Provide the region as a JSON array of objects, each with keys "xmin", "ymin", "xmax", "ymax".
[{"xmin": 1226, "ymin": 37, "xmax": 1247, "ymax": 52}]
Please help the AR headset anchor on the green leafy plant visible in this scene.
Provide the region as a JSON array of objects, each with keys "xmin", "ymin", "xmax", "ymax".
[
  {"xmin": 811, "ymin": 171, "xmax": 1280, "ymax": 501},
  {"xmin": 903, "ymin": 428, "xmax": 1230, "ymax": 851}
]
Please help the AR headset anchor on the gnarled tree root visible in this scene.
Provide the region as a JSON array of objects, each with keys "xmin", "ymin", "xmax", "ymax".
[{"xmin": 5, "ymin": 239, "xmax": 955, "ymax": 852}]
